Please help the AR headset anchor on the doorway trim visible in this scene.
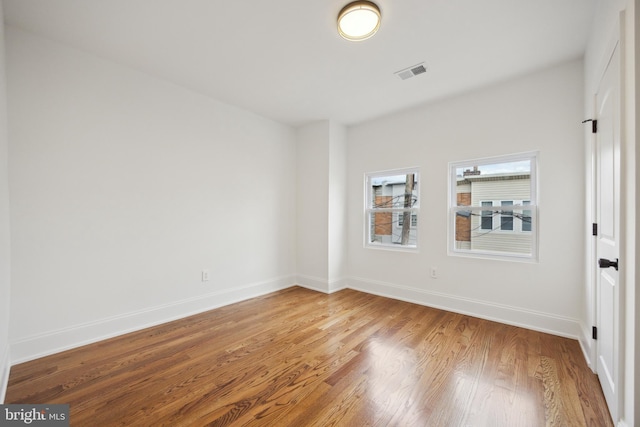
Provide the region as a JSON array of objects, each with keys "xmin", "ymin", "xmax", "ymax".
[{"xmin": 586, "ymin": 10, "xmax": 626, "ymax": 424}]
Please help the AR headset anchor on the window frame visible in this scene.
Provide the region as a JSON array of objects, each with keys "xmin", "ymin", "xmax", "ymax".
[
  {"xmin": 448, "ymin": 152, "xmax": 538, "ymax": 262},
  {"xmin": 365, "ymin": 167, "xmax": 420, "ymax": 251}
]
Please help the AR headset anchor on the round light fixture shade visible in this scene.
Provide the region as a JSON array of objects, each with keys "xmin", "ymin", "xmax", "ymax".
[{"xmin": 337, "ymin": 1, "xmax": 381, "ymax": 41}]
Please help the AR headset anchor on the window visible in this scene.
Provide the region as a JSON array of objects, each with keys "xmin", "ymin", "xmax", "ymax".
[
  {"xmin": 481, "ymin": 201, "xmax": 493, "ymax": 230},
  {"xmin": 366, "ymin": 168, "xmax": 419, "ymax": 249},
  {"xmin": 501, "ymin": 201, "xmax": 514, "ymax": 231},
  {"xmin": 397, "ymin": 213, "xmax": 417, "ymax": 227},
  {"xmin": 449, "ymin": 152, "xmax": 537, "ymax": 261}
]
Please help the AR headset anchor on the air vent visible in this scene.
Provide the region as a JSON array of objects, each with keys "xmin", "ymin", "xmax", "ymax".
[
  {"xmin": 394, "ymin": 62, "xmax": 427, "ymax": 80},
  {"xmin": 411, "ymin": 65, "xmax": 426, "ymax": 75}
]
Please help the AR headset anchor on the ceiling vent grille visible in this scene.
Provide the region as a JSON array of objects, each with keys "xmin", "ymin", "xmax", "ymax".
[{"xmin": 395, "ymin": 62, "xmax": 427, "ymax": 80}]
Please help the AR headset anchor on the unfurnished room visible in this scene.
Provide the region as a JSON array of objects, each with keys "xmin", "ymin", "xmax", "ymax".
[{"xmin": 0, "ymin": 0, "xmax": 638, "ymax": 426}]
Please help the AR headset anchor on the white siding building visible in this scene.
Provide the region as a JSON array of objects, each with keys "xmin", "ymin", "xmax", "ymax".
[{"xmin": 457, "ymin": 173, "xmax": 532, "ymax": 255}]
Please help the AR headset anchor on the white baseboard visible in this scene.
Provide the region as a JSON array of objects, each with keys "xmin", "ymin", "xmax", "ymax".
[
  {"xmin": 328, "ymin": 277, "xmax": 348, "ymax": 293},
  {"xmin": 348, "ymin": 276, "xmax": 582, "ymax": 339},
  {"xmin": 295, "ymin": 275, "xmax": 348, "ymax": 294},
  {"xmin": 296, "ymin": 275, "xmax": 330, "ymax": 293},
  {"xmin": 1, "ymin": 344, "xmax": 9, "ymax": 403},
  {"xmin": 10, "ymin": 275, "xmax": 295, "ymax": 365},
  {"xmin": 9, "ymin": 274, "xmax": 584, "ymax": 368}
]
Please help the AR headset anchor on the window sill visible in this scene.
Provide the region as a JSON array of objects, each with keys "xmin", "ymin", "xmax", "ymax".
[
  {"xmin": 448, "ymin": 248, "xmax": 537, "ymax": 263},
  {"xmin": 366, "ymin": 243, "xmax": 419, "ymax": 253}
]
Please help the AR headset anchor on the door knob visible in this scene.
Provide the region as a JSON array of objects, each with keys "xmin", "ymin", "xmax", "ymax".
[{"xmin": 598, "ymin": 258, "xmax": 618, "ymax": 271}]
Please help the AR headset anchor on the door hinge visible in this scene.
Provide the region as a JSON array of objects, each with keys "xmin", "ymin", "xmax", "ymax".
[
  {"xmin": 592, "ymin": 326, "xmax": 598, "ymax": 340},
  {"xmin": 592, "ymin": 223, "xmax": 598, "ymax": 236},
  {"xmin": 582, "ymin": 119, "xmax": 598, "ymax": 133}
]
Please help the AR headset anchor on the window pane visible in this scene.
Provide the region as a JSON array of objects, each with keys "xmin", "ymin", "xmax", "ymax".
[
  {"xmin": 367, "ymin": 169, "xmax": 419, "ymax": 249},
  {"xmin": 450, "ymin": 153, "xmax": 537, "ymax": 260},
  {"xmin": 369, "ymin": 211, "xmax": 417, "ymax": 246},
  {"xmin": 455, "ymin": 160, "xmax": 531, "ymax": 207},
  {"xmin": 370, "ymin": 174, "xmax": 418, "ymax": 209}
]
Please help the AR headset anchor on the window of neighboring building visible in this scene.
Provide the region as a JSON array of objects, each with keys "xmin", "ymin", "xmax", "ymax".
[
  {"xmin": 501, "ymin": 200, "xmax": 514, "ymax": 231},
  {"xmin": 366, "ymin": 168, "xmax": 419, "ymax": 250},
  {"xmin": 481, "ymin": 201, "xmax": 493, "ymax": 230},
  {"xmin": 397, "ymin": 213, "xmax": 418, "ymax": 227},
  {"xmin": 449, "ymin": 152, "xmax": 538, "ymax": 261}
]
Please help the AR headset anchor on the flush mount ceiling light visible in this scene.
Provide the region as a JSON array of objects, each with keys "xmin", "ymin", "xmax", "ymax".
[{"xmin": 337, "ymin": 1, "xmax": 381, "ymax": 41}]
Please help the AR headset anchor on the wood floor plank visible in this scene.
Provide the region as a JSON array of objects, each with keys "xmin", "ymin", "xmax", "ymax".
[{"xmin": 6, "ymin": 287, "xmax": 613, "ymax": 426}]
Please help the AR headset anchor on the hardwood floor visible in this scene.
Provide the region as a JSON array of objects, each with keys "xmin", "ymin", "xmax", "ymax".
[{"xmin": 6, "ymin": 287, "xmax": 612, "ymax": 426}]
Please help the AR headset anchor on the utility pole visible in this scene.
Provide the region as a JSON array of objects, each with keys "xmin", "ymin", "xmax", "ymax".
[{"xmin": 401, "ymin": 173, "xmax": 415, "ymax": 245}]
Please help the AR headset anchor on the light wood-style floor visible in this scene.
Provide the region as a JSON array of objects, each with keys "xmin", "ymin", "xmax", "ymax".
[{"xmin": 6, "ymin": 287, "xmax": 612, "ymax": 426}]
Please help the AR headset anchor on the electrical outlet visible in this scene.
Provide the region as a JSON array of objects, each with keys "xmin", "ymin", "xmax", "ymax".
[
  {"xmin": 202, "ymin": 269, "xmax": 210, "ymax": 282},
  {"xmin": 430, "ymin": 267, "xmax": 437, "ymax": 279}
]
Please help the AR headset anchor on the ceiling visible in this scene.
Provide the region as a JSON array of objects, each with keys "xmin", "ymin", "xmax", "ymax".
[{"xmin": 2, "ymin": 0, "xmax": 596, "ymax": 127}]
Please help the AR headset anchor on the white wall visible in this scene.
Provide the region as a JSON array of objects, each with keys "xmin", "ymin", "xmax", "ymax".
[
  {"xmin": 328, "ymin": 122, "xmax": 347, "ymax": 290},
  {"xmin": 0, "ymin": 3, "xmax": 12, "ymax": 402},
  {"xmin": 296, "ymin": 122, "xmax": 330, "ymax": 290},
  {"xmin": 6, "ymin": 27, "xmax": 297, "ymax": 363},
  {"xmin": 347, "ymin": 59, "xmax": 585, "ymax": 338},
  {"xmin": 296, "ymin": 120, "xmax": 348, "ymax": 292},
  {"xmin": 584, "ymin": 1, "xmax": 637, "ymax": 425}
]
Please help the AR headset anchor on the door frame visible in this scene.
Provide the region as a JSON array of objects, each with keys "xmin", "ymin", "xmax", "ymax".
[{"xmin": 587, "ymin": 12, "xmax": 626, "ymax": 423}]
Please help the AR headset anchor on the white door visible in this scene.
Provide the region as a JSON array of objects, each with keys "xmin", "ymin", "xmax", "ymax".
[{"xmin": 594, "ymin": 42, "xmax": 621, "ymax": 422}]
